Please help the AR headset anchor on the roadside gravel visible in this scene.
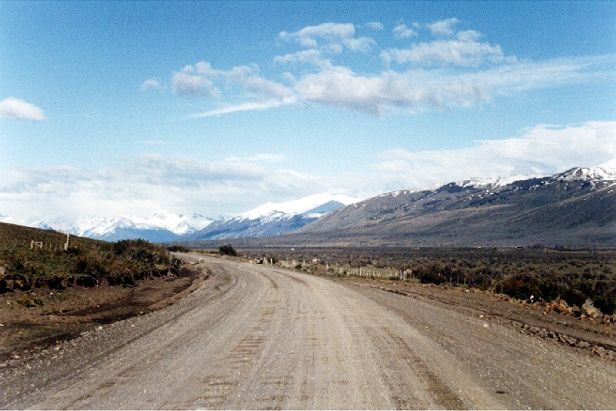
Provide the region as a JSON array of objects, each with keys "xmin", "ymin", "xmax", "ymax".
[{"xmin": 1, "ymin": 256, "xmax": 615, "ymax": 409}]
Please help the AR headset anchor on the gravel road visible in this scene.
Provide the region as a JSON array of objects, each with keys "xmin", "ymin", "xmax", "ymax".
[{"xmin": 2, "ymin": 255, "xmax": 615, "ymax": 409}]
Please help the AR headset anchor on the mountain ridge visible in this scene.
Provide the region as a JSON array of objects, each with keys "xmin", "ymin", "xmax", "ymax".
[
  {"xmin": 289, "ymin": 165, "xmax": 616, "ymax": 248},
  {"xmin": 0, "ymin": 194, "xmax": 361, "ymax": 242}
]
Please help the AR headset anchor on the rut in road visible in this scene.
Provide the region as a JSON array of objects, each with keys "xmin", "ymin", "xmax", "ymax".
[{"xmin": 2, "ymin": 256, "xmax": 616, "ymax": 409}]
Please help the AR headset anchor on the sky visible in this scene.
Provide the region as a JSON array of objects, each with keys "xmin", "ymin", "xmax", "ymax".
[{"xmin": 1, "ymin": 1, "xmax": 615, "ymax": 223}]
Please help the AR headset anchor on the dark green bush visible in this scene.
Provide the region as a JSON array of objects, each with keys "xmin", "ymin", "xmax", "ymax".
[
  {"xmin": 219, "ymin": 244, "xmax": 238, "ymax": 256},
  {"xmin": 594, "ymin": 291, "xmax": 616, "ymax": 315},
  {"xmin": 167, "ymin": 245, "xmax": 190, "ymax": 252}
]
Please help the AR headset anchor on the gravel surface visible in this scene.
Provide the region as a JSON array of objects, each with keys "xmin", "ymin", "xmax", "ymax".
[{"xmin": 1, "ymin": 255, "xmax": 615, "ymax": 409}]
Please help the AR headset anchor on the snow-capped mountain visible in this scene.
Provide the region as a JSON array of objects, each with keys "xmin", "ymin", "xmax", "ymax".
[
  {"xmin": 0, "ymin": 194, "xmax": 361, "ymax": 242},
  {"xmin": 68, "ymin": 212, "xmax": 214, "ymax": 242},
  {"xmin": 183, "ymin": 194, "xmax": 361, "ymax": 241},
  {"xmin": 4, "ymin": 163, "xmax": 614, "ymax": 245},
  {"xmin": 291, "ymin": 164, "xmax": 616, "ymax": 248},
  {"xmin": 0, "ymin": 212, "xmax": 214, "ymax": 242}
]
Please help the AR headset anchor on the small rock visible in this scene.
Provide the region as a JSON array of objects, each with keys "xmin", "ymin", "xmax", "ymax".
[
  {"xmin": 582, "ymin": 299, "xmax": 603, "ymax": 319},
  {"xmin": 576, "ymin": 341, "xmax": 590, "ymax": 349},
  {"xmin": 483, "ymin": 323, "xmax": 489, "ymax": 328}
]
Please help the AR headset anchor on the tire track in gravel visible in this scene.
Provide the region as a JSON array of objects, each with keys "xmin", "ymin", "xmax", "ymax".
[{"xmin": 3, "ymin": 256, "xmax": 616, "ymax": 409}]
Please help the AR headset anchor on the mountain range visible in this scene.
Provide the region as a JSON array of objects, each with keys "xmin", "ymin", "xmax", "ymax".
[
  {"xmin": 182, "ymin": 194, "xmax": 360, "ymax": 241},
  {"xmin": 0, "ymin": 194, "xmax": 360, "ymax": 242},
  {"xmin": 2, "ymin": 164, "xmax": 615, "ymax": 248},
  {"xmin": 184, "ymin": 164, "xmax": 616, "ymax": 249}
]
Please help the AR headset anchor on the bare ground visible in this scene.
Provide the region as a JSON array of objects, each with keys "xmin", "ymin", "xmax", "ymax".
[
  {"xmin": 1, "ymin": 255, "xmax": 615, "ymax": 409},
  {"xmin": 345, "ymin": 278, "xmax": 616, "ymax": 359},
  {"xmin": 0, "ymin": 262, "xmax": 209, "ymax": 363}
]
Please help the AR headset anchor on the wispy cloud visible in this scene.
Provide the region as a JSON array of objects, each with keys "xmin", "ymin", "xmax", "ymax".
[
  {"xmin": 374, "ymin": 121, "xmax": 616, "ymax": 188},
  {"xmin": 393, "ymin": 24, "xmax": 417, "ymax": 39},
  {"xmin": 0, "ymin": 97, "xmax": 46, "ymax": 121},
  {"xmin": 140, "ymin": 78, "xmax": 161, "ymax": 91},
  {"xmin": 427, "ymin": 17, "xmax": 459, "ymax": 36},
  {"xmin": 382, "ymin": 30, "xmax": 514, "ymax": 66},
  {"xmin": 1, "ymin": 122, "xmax": 613, "ymax": 222},
  {"xmin": 172, "ymin": 65, "xmax": 221, "ymax": 97},
  {"xmin": 280, "ymin": 22, "xmax": 353, "ymax": 48},
  {"xmin": 365, "ymin": 22, "xmax": 383, "ymax": 30},
  {"xmin": 0, "ymin": 155, "xmax": 325, "ymax": 222},
  {"xmin": 158, "ymin": 19, "xmax": 614, "ymax": 118},
  {"xmin": 294, "ymin": 55, "xmax": 614, "ymax": 116},
  {"xmin": 188, "ymin": 100, "xmax": 291, "ymax": 118}
]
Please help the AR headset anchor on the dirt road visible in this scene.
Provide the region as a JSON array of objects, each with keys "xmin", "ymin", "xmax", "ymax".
[{"xmin": 2, "ymin": 255, "xmax": 615, "ymax": 409}]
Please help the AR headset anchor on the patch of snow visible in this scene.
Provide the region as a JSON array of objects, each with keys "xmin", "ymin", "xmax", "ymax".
[
  {"xmin": 238, "ymin": 193, "xmax": 361, "ymax": 221},
  {"xmin": 457, "ymin": 174, "xmax": 541, "ymax": 189},
  {"xmin": 556, "ymin": 165, "xmax": 616, "ymax": 182},
  {"xmin": 599, "ymin": 158, "xmax": 616, "ymax": 170}
]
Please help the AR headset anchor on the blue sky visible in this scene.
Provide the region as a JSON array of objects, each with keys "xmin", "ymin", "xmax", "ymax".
[{"xmin": 1, "ymin": 1, "xmax": 615, "ymax": 223}]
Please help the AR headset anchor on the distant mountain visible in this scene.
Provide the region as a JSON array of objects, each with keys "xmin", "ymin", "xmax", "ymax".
[
  {"xmin": 287, "ymin": 165, "xmax": 616, "ymax": 248},
  {"xmin": 186, "ymin": 164, "xmax": 615, "ymax": 249},
  {"xmin": 182, "ymin": 194, "xmax": 361, "ymax": 241},
  {"xmin": 0, "ymin": 194, "xmax": 361, "ymax": 243},
  {"xmin": 0, "ymin": 212, "xmax": 214, "ymax": 242},
  {"xmin": 72, "ymin": 212, "xmax": 214, "ymax": 241}
]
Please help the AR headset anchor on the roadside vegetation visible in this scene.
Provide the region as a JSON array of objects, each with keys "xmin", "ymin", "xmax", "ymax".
[
  {"xmin": 218, "ymin": 244, "xmax": 238, "ymax": 256},
  {"xmin": 0, "ymin": 222, "xmax": 182, "ymax": 292},
  {"xmin": 242, "ymin": 247, "xmax": 616, "ymax": 316}
]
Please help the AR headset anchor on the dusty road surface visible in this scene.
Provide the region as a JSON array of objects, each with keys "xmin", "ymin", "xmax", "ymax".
[{"xmin": 2, "ymin": 255, "xmax": 615, "ymax": 409}]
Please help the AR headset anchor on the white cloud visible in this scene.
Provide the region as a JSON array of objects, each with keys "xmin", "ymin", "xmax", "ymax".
[
  {"xmin": 393, "ymin": 24, "xmax": 417, "ymax": 39},
  {"xmin": 0, "ymin": 97, "xmax": 46, "ymax": 121},
  {"xmin": 280, "ymin": 22, "xmax": 356, "ymax": 47},
  {"xmin": 274, "ymin": 49, "xmax": 332, "ymax": 69},
  {"xmin": 293, "ymin": 54, "xmax": 614, "ymax": 116},
  {"xmin": 2, "ymin": 122, "xmax": 612, "ymax": 223},
  {"xmin": 140, "ymin": 79, "xmax": 161, "ymax": 91},
  {"xmin": 173, "ymin": 61, "xmax": 294, "ymax": 108},
  {"xmin": 166, "ymin": 21, "xmax": 614, "ymax": 118},
  {"xmin": 172, "ymin": 67, "xmax": 221, "ymax": 97},
  {"xmin": 382, "ymin": 30, "xmax": 511, "ymax": 66},
  {"xmin": 189, "ymin": 100, "xmax": 291, "ymax": 118},
  {"xmin": 427, "ymin": 18, "xmax": 459, "ymax": 36},
  {"xmin": 374, "ymin": 121, "xmax": 616, "ymax": 188},
  {"xmin": 279, "ymin": 22, "xmax": 375, "ymax": 53},
  {"xmin": 178, "ymin": 53, "xmax": 614, "ymax": 118},
  {"xmin": 0, "ymin": 155, "xmax": 331, "ymax": 222},
  {"xmin": 366, "ymin": 22, "xmax": 384, "ymax": 30}
]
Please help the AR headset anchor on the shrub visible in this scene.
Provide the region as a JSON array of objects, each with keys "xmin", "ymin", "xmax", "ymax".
[
  {"xmin": 594, "ymin": 291, "xmax": 616, "ymax": 315},
  {"xmin": 167, "ymin": 245, "xmax": 190, "ymax": 252},
  {"xmin": 561, "ymin": 288, "xmax": 586, "ymax": 308},
  {"xmin": 219, "ymin": 244, "xmax": 237, "ymax": 256}
]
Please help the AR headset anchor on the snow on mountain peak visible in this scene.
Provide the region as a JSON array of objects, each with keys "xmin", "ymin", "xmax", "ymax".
[
  {"xmin": 41, "ymin": 211, "xmax": 214, "ymax": 238},
  {"xmin": 556, "ymin": 164, "xmax": 616, "ymax": 182},
  {"xmin": 238, "ymin": 193, "xmax": 362, "ymax": 221},
  {"xmin": 457, "ymin": 174, "xmax": 540, "ymax": 189}
]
